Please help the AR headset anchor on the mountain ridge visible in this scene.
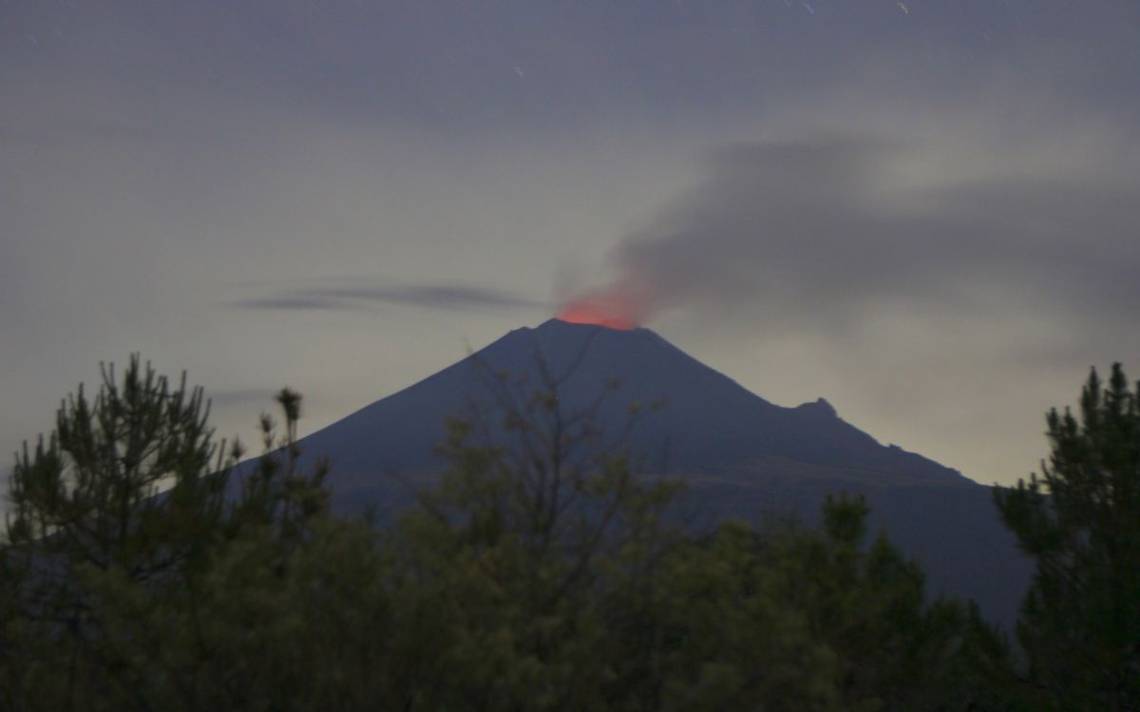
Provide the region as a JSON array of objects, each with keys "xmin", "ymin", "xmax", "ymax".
[
  {"xmin": 260, "ymin": 317, "xmax": 1029, "ymax": 626},
  {"xmin": 302, "ymin": 318, "xmax": 969, "ymax": 485}
]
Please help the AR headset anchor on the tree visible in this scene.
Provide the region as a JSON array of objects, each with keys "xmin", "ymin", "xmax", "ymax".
[
  {"xmin": 994, "ymin": 363, "xmax": 1140, "ymax": 710},
  {"xmin": 5, "ymin": 355, "xmax": 234, "ymax": 577},
  {"xmin": 0, "ymin": 356, "xmax": 333, "ymax": 710},
  {"xmin": 1, "ymin": 356, "xmax": 240, "ymax": 708},
  {"xmin": 382, "ymin": 350, "xmax": 682, "ymax": 710},
  {"xmin": 1, "ymin": 350, "xmax": 1026, "ymax": 709},
  {"xmin": 604, "ymin": 495, "xmax": 1012, "ymax": 711}
]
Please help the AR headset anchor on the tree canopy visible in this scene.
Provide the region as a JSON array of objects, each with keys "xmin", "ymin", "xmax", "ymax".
[
  {"xmin": 994, "ymin": 363, "xmax": 1140, "ymax": 710},
  {"xmin": 20, "ymin": 354, "xmax": 1136, "ymax": 709}
]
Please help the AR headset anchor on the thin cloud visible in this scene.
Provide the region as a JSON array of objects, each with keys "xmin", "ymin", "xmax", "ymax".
[
  {"xmin": 205, "ymin": 388, "xmax": 278, "ymax": 407},
  {"xmin": 231, "ymin": 296, "xmax": 354, "ymax": 312},
  {"xmin": 232, "ymin": 282, "xmax": 547, "ymax": 314}
]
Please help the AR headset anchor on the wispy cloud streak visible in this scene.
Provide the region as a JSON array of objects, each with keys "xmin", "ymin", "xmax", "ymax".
[{"xmin": 233, "ymin": 282, "xmax": 547, "ymax": 314}]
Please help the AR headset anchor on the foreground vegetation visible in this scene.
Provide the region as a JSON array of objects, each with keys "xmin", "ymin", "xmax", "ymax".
[{"xmin": 0, "ymin": 356, "xmax": 1136, "ymax": 710}]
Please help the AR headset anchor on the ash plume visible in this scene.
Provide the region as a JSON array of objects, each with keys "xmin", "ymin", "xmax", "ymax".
[{"xmin": 562, "ymin": 131, "xmax": 1140, "ymax": 337}]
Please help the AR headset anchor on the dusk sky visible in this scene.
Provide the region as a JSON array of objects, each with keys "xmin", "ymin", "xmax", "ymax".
[{"xmin": 3, "ymin": 0, "xmax": 1139, "ymax": 488}]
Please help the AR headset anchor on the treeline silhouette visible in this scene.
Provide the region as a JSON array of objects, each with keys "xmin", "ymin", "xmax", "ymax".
[{"xmin": 1, "ymin": 355, "xmax": 1136, "ymax": 710}]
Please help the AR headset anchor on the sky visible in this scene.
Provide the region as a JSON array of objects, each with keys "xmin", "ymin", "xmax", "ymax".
[{"xmin": 3, "ymin": 0, "xmax": 1139, "ymax": 488}]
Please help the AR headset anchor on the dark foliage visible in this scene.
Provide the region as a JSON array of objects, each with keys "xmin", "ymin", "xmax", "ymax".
[
  {"xmin": 9, "ymin": 355, "xmax": 1129, "ymax": 709},
  {"xmin": 994, "ymin": 364, "xmax": 1140, "ymax": 710}
]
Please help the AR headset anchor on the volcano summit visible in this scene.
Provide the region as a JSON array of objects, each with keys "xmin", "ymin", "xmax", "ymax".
[{"xmin": 279, "ymin": 318, "xmax": 1031, "ymax": 626}]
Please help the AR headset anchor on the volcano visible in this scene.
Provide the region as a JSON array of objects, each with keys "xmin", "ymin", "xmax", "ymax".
[{"xmin": 279, "ymin": 318, "xmax": 1031, "ymax": 626}]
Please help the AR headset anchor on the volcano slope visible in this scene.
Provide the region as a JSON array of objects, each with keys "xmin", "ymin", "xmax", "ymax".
[{"xmin": 271, "ymin": 319, "xmax": 1032, "ymax": 627}]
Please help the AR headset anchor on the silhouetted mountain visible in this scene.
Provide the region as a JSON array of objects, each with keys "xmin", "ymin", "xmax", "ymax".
[{"xmin": 277, "ymin": 319, "xmax": 1032, "ymax": 627}]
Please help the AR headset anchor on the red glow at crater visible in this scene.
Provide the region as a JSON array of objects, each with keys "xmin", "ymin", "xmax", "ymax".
[
  {"xmin": 557, "ymin": 304, "xmax": 637, "ymax": 330},
  {"xmin": 556, "ymin": 289, "xmax": 644, "ymax": 330}
]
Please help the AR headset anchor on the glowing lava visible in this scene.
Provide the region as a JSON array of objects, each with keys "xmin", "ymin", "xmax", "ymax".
[{"xmin": 556, "ymin": 290, "xmax": 642, "ymax": 330}]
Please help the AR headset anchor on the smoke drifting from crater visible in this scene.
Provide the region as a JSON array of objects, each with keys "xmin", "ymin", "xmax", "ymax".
[{"xmin": 560, "ymin": 130, "xmax": 1140, "ymax": 340}]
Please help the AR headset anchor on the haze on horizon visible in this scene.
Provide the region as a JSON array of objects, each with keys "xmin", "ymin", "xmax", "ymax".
[{"xmin": 3, "ymin": 0, "xmax": 1139, "ymax": 488}]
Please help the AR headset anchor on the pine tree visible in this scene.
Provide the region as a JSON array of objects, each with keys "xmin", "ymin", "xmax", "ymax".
[
  {"xmin": 1, "ymin": 355, "xmax": 244, "ymax": 707},
  {"xmin": 994, "ymin": 364, "xmax": 1140, "ymax": 710},
  {"xmin": 0, "ymin": 356, "xmax": 335, "ymax": 709},
  {"xmin": 5, "ymin": 355, "xmax": 236, "ymax": 576}
]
